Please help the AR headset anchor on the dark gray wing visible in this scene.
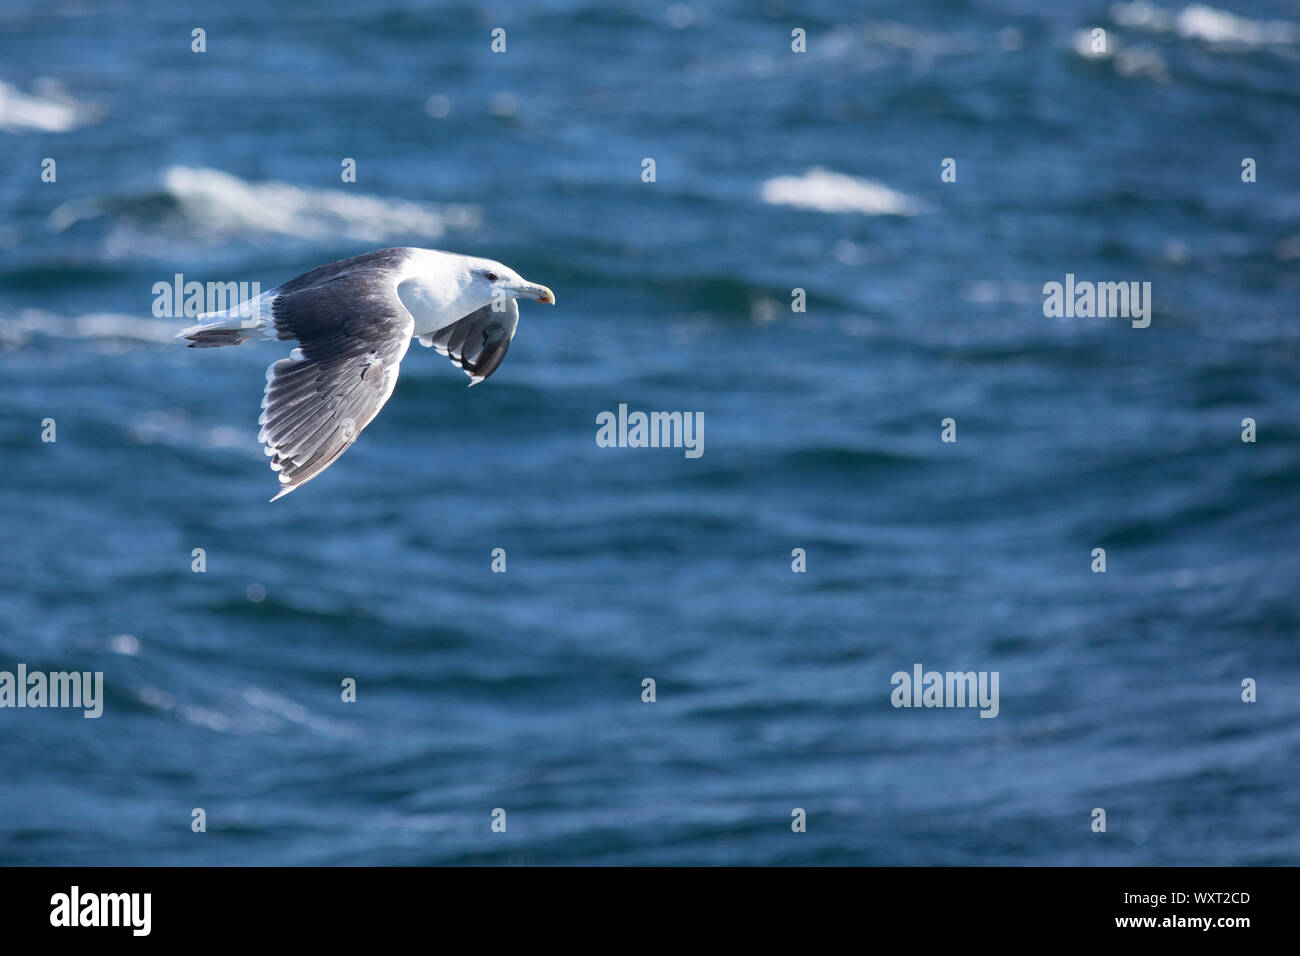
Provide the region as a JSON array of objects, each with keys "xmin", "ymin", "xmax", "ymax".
[
  {"xmin": 274, "ymin": 247, "xmax": 413, "ymax": 294},
  {"xmin": 257, "ymin": 270, "xmax": 414, "ymax": 500},
  {"xmin": 417, "ymin": 297, "xmax": 518, "ymax": 385}
]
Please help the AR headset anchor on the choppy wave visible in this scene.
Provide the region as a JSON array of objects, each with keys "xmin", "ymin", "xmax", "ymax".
[
  {"xmin": 1110, "ymin": 2, "xmax": 1300, "ymax": 48},
  {"xmin": 759, "ymin": 168, "xmax": 918, "ymax": 216},
  {"xmin": 0, "ymin": 79, "xmax": 100, "ymax": 133},
  {"xmin": 1072, "ymin": 29, "xmax": 1171, "ymax": 82},
  {"xmin": 2, "ymin": 0, "xmax": 1298, "ymax": 868},
  {"xmin": 0, "ymin": 309, "xmax": 174, "ymax": 350},
  {"xmin": 1074, "ymin": 3, "xmax": 1299, "ymax": 85},
  {"xmin": 48, "ymin": 166, "xmax": 481, "ymax": 248}
]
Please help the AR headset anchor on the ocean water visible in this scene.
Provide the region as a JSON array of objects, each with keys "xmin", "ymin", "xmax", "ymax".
[{"xmin": 1, "ymin": 0, "xmax": 1298, "ymax": 865}]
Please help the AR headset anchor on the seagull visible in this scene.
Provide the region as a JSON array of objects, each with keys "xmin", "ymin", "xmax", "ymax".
[{"xmin": 178, "ymin": 247, "xmax": 555, "ymax": 501}]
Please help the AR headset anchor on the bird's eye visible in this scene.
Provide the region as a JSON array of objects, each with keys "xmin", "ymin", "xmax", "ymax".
[{"xmin": 484, "ymin": 271, "xmax": 498, "ymax": 281}]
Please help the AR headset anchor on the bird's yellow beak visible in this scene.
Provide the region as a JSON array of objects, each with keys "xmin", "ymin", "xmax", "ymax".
[{"xmin": 517, "ymin": 281, "xmax": 555, "ymax": 305}]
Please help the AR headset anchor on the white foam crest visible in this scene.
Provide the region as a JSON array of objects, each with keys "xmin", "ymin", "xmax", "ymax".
[
  {"xmin": 1175, "ymin": 4, "xmax": 1298, "ymax": 46},
  {"xmin": 759, "ymin": 168, "xmax": 919, "ymax": 216},
  {"xmin": 159, "ymin": 166, "xmax": 481, "ymax": 242},
  {"xmin": 1111, "ymin": 1, "xmax": 1174, "ymax": 32},
  {"xmin": 0, "ymin": 79, "xmax": 99, "ymax": 133},
  {"xmin": 1110, "ymin": 3, "xmax": 1298, "ymax": 47},
  {"xmin": 0, "ymin": 309, "xmax": 177, "ymax": 349}
]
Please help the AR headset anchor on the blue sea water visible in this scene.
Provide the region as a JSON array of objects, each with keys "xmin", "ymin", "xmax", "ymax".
[{"xmin": 0, "ymin": 0, "xmax": 1298, "ymax": 865}]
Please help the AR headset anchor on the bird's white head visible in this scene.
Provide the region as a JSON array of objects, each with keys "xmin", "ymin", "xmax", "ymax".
[
  {"xmin": 398, "ymin": 249, "xmax": 555, "ymax": 336},
  {"xmin": 460, "ymin": 256, "xmax": 556, "ymax": 310}
]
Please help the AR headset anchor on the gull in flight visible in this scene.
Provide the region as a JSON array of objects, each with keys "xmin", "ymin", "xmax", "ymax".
[{"xmin": 179, "ymin": 247, "xmax": 555, "ymax": 500}]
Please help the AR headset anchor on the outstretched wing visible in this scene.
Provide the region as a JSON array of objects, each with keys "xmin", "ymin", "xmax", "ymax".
[
  {"xmin": 257, "ymin": 270, "xmax": 414, "ymax": 501},
  {"xmin": 417, "ymin": 298, "xmax": 519, "ymax": 385}
]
